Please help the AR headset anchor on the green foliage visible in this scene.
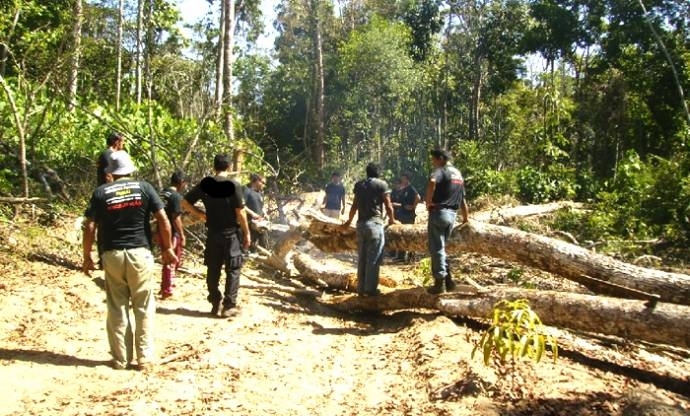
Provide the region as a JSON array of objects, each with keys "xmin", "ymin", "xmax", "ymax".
[
  {"xmin": 416, "ymin": 257, "xmax": 433, "ymax": 286},
  {"xmin": 516, "ymin": 165, "xmax": 577, "ymax": 203},
  {"xmin": 472, "ymin": 299, "xmax": 558, "ymax": 366}
]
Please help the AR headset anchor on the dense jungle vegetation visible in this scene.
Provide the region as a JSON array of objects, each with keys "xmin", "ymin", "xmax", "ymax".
[{"xmin": 1, "ymin": 0, "xmax": 689, "ymax": 259}]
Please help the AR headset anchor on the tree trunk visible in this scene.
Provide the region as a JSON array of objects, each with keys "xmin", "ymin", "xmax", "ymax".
[
  {"xmin": 222, "ymin": 0, "xmax": 235, "ymax": 142},
  {"xmin": 303, "ymin": 219, "xmax": 690, "ymax": 306},
  {"xmin": 67, "ymin": 0, "xmax": 83, "ymax": 111},
  {"xmin": 322, "ymin": 285, "xmax": 690, "ymax": 350},
  {"xmin": 310, "ymin": 0, "xmax": 325, "ymax": 168},
  {"xmin": 215, "ymin": 0, "xmax": 225, "ymax": 109},
  {"xmin": 0, "ymin": 75, "xmax": 29, "ymax": 197},
  {"xmin": 135, "ymin": 0, "xmax": 144, "ymax": 104},
  {"xmin": 293, "ymin": 252, "xmax": 399, "ymax": 292},
  {"xmin": 115, "ymin": 0, "xmax": 124, "ymax": 111}
]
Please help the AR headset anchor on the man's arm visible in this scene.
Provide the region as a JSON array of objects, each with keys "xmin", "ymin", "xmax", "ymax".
[
  {"xmin": 383, "ymin": 194, "xmax": 400, "ymax": 226},
  {"xmin": 236, "ymin": 207, "xmax": 251, "ymax": 249},
  {"xmin": 342, "ymin": 194, "xmax": 358, "ymax": 227},
  {"xmin": 181, "ymin": 199, "xmax": 206, "ymax": 223},
  {"xmin": 459, "ymin": 199, "xmax": 469, "ymax": 224},
  {"xmin": 154, "ymin": 208, "xmax": 178, "ymax": 265},
  {"xmin": 173, "ymin": 214, "xmax": 185, "ymax": 246},
  {"xmin": 340, "ymin": 189, "xmax": 346, "ymax": 214},
  {"xmin": 82, "ymin": 219, "xmax": 97, "ymax": 275},
  {"xmin": 425, "ymin": 180, "xmax": 437, "ymax": 210}
]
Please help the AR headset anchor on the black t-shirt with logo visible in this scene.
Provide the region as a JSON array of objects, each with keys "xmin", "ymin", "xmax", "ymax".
[
  {"xmin": 353, "ymin": 177, "xmax": 390, "ymax": 223},
  {"xmin": 161, "ymin": 186, "xmax": 183, "ymax": 236},
  {"xmin": 184, "ymin": 175, "xmax": 245, "ymax": 235},
  {"xmin": 430, "ymin": 165, "xmax": 465, "ymax": 209},
  {"xmin": 85, "ymin": 178, "xmax": 164, "ymax": 251}
]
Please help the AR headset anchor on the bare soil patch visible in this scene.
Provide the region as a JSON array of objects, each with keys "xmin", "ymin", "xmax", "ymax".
[{"xmin": 1, "ymin": 213, "xmax": 689, "ymax": 415}]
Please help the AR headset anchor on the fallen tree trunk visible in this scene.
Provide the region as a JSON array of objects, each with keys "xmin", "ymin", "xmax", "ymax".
[
  {"xmin": 471, "ymin": 201, "xmax": 585, "ymax": 223},
  {"xmin": 304, "ymin": 219, "xmax": 690, "ymax": 306},
  {"xmin": 293, "ymin": 252, "xmax": 398, "ymax": 292},
  {"xmin": 324, "ymin": 286, "xmax": 690, "ymax": 350}
]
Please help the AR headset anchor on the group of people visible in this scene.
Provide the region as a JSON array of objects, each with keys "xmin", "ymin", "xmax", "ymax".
[
  {"xmin": 81, "ymin": 130, "xmax": 468, "ymax": 371},
  {"xmin": 333, "ymin": 148, "xmax": 469, "ymax": 297},
  {"xmin": 82, "ymin": 132, "xmax": 269, "ymax": 371}
]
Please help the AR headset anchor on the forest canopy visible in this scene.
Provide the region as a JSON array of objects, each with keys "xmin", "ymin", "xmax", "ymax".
[{"xmin": 1, "ymin": 0, "xmax": 689, "ymax": 253}]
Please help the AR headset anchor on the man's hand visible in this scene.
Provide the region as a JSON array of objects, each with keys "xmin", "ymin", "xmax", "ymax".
[
  {"xmin": 242, "ymin": 234, "xmax": 251, "ymax": 250},
  {"xmin": 82, "ymin": 257, "xmax": 95, "ymax": 276},
  {"xmin": 161, "ymin": 247, "xmax": 178, "ymax": 266}
]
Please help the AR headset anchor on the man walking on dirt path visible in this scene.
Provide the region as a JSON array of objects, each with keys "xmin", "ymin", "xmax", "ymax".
[
  {"xmin": 343, "ymin": 163, "xmax": 399, "ymax": 296},
  {"xmin": 182, "ymin": 154, "xmax": 251, "ymax": 318},
  {"xmin": 159, "ymin": 169, "xmax": 187, "ymax": 299},
  {"xmin": 424, "ymin": 149, "xmax": 469, "ymax": 294},
  {"xmin": 82, "ymin": 150, "xmax": 178, "ymax": 371}
]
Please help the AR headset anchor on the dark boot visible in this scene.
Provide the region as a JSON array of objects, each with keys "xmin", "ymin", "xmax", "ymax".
[
  {"xmin": 445, "ymin": 276, "xmax": 457, "ymax": 292},
  {"xmin": 427, "ymin": 279, "xmax": 446, "ymax": 294}
]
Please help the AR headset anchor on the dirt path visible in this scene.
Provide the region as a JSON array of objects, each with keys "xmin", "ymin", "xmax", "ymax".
[{"xmin": 1, "ymin": 218, "xmax": 689, "ymax": 415}]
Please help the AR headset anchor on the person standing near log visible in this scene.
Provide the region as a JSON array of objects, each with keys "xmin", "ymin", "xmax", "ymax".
[
  {"xmin": 425, "ymin": 149, "xmax": 469, "ymax": 294},
  {"xmin": 391, "ymin": 172, "xmax": 421, "ymax": 262},
  {"xmin": 182, "ymin": 154, "xmax": 251, "ymax": 318},
  {"xmin": 243, "ymin": 173, "xmax": 270, "ymax": 252},
  {"xmin": 159, "ymin": 169, "xmax": 187, "ymax": 300},
  {"xmin": 343, "ymin": 163, "xmax": 399, "ymax": 296},
  {"xmin": 82, "ymin": 150, "xmax": 177, "ymax": 371},
  {"xmin": 322, "ymin": 172, "xmax": 346, "ymax": 219}
]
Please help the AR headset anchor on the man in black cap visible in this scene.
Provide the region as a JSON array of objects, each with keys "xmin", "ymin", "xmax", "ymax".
[{"xmin": 182, "ymin": 154, "xmax": 251, "ymax": 318}]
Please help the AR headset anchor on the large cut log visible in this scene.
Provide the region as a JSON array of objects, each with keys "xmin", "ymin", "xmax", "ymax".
[
  {"xmin": 304, "ymin": 219, "xmax": 690, "ymax": 306},
  {"xmin": 472, "ymin": 201, "xmax": 585, "ymax": 223},
  {"xmin": 293, "ymin": 252, "xmax": 398, "ymax": 292},
  {"xmin": 324, "ymin": 286, "xmax": 690, "ymax": 350}
]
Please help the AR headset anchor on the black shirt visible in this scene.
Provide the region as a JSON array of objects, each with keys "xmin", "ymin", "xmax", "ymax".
[
  {"xmin": 85, "ymin": 178, "xmax": 164, "ymax": 251},
  {"xmin": 96, "ymin": 148, "xmax": 113, "ymax": 186},
  {"xmin": 184, "ymin": 175, "xmax": 244, "ymax": 235},
  {"xmin": 243, "ymin": 185, "xmax": 264, "ymax": 217},
  {"xmin": 393, "ymin": 184, "xmax": 419, "ymax": 217},
  {"xmin": 324, "ymin": 182, "xmax": 345, "ymax": 210},
  {"xmin": 161, "ymin": 186, "xmax": 183, "ymax": 236},
  {"xmin": 353, "ymin": 177, "xmax": 390, "ymax": 223},
  {"xmin": 430, "ymin": 165, "xmax": 465, "ymax": 209}
]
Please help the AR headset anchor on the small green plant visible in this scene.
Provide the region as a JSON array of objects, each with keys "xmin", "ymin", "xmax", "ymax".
[
  {"xmin": 472, "ymin": 299, "xmax": 558, "ymax": 398},
  {"xmin": 507, "ymin": 267, "xmax": 523, "ymax": 283},
  {"xmin": 416, "ymin": 257, "xmax": 433, "ymax": 286}
]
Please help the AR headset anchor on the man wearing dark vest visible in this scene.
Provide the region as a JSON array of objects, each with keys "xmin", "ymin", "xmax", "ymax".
[
  {"xmin": 425, "ymin": 149, "xmax": 469, "ymax": 294},
  {"xmin": 182, "ymin": 154, "xmax": 251, "ymax": 318}
]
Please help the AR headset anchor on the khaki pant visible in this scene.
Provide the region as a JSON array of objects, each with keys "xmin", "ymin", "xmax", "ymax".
[{"xmin": 102, "ymin": 247, "xmax": 156, "ymax": 368}]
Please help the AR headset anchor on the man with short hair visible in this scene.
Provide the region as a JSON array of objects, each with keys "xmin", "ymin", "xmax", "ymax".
[
  {"xmin": 82, "ymin": 150, "xmax": 177, "ymax": 371},
  {"xmin": 182, "ymin": 154, "xmax": 251, "ymax": 318},
  {"xmin": 343, "ymin": 163, "xmax": 399, "ymax": 296},
  {"xmin": 425, "ymin": 149, "xmax": 469, "ymax": 294},
  {"xmin": 243, "ymin": 173, "xmax": 270, "ymax": 251},
  {"xmin": 322, "ymin": 172, "xmax": 346, "ymax": 219},
  {"xmin": 159, "ymin": 169, "xmax": 187, "ymax": 299},
  {"xmin": 391, "ymin": 172, "xmax": 421, "ymax": 261},
  {"xmin": 96, "ymin": 131, "xmax": 125, "ymax": 186}
]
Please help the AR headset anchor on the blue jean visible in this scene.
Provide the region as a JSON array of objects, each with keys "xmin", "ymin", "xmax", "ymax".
[
  {"xmin": 356, "ymin": 219, "xmax": 385, "ymax": 295},
  {"xmin": 428, "ymin": 209, "xmax": 457, "ymax": 281}
]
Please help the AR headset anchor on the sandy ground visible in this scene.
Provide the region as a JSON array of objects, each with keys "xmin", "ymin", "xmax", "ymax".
[{"xmin": 1, "ymin": 214, "xmax": 689, "ymax": 415}]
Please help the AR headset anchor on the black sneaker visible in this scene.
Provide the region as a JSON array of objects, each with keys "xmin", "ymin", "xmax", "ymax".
[
  {"xmin": 210, "ymin": 301, "xmax": 220, "ymax": 316},
  {"xmin": 427, "ymin": 280, "xmax": 446, "ymax": 295}
]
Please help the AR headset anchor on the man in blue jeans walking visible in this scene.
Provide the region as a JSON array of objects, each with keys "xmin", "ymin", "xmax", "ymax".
[
  {"xmin": 425, "ymin": 149, "xmax": 469, "ymax": 294},
  {"xmin": 343, "ymin": 163, "xmax": 399, "ymax": 296}
]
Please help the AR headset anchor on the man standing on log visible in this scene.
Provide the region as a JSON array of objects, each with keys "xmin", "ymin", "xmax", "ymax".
[
  {"xmin": 82, "ymin": 150, "xmax": 177, "ymax": 371},
  {"xmin": 343, "ymin": 163, "xmax": 399, "ymax": 296},
  {"xmin": 182, "ymin": 154, "xmax": 251, "ymax": 318},
  {"xmin": 425, "ymin": 149, "xmax": 469, "ymax": 294}
]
